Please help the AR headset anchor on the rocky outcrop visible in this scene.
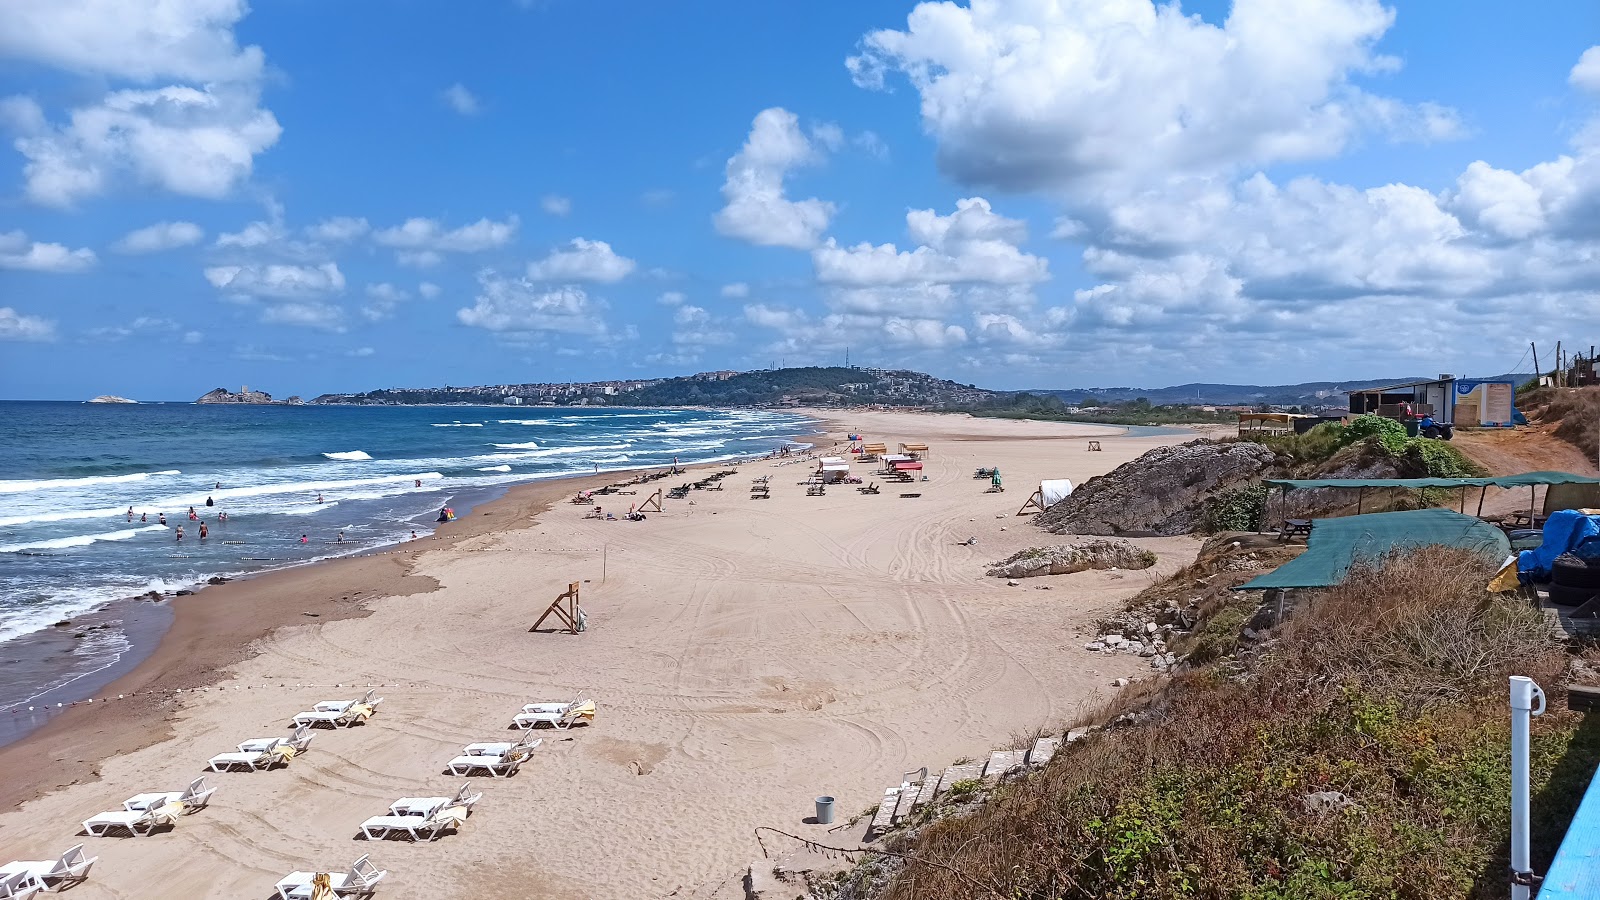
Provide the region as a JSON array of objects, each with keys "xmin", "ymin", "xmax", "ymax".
[
  {"xmin": 986, "ymin": 539, "xmax": 1157, "ymax": 579},
  {"xmin": 88, "ymin": 395, "xmax": 137, "ymax": 404},
  {"xmin": 196, "ymin": 387, "xmax": 277, "ymax": 404},
  {"xmin": 1036, "ymin": 440, "xmax": 1281, "ymax": 536}
]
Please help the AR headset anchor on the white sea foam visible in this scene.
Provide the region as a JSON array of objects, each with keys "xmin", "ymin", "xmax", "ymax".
[
  {"xmin": 323, "ymin": 450, "xmax": 373, "ymax": 461},
  {"xmin": 0, "ymin": 524, "xmax": 166, "ymax": 553},
  {"xmin": 0, "ymin": 469, "xmax": 182, "ymax": 495},
  {"xmin": 476, "ymin": 465, "xmax": 512, "ymax": 472},
  {"xmin": 491, "ymin": 441, "xmax": 540, "ymax": 450},
  {"xmin": 497, "ymin": 419, "xmax": 580, "ymax": 426},
  {"xmin": 430, "ymin": 423, "xmax": 483, "ymax": 427}
]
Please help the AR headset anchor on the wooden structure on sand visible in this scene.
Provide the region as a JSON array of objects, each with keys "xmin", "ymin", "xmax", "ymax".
[
  {"xmin": 638, "ymin": 489, "xmax": 663, "ymax": 512},
  {"xmin": 531, "ymin": 581, "xmax": 586, "ymax": 634}
]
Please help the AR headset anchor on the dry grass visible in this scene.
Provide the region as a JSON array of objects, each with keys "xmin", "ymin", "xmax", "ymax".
[
  {"xmin": 828, "ymin": 547, "xmax": 1592, "ymax": 900},
  {"xmin": 1522, "ymin": 385, "xmax": 1600, "ymax": 460}
]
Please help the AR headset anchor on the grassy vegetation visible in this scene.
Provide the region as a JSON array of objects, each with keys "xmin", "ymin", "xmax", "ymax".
[
  {"xmin": 1244, "ymin": 415, "xmax": 1487, "ymax": 478},
  {"xmin": 954, "ymin": 392, "xmax": 1238, "ymax": 426},
  {"xmin": 1520, "ymin": 385, "xmax": 1600, "ymax": 461},
  {"xmin": 825, "ymin": 547, "xmax": 1597, "ymax": 900}
]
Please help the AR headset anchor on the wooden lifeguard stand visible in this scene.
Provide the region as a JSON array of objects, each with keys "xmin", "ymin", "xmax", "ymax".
[
  {"xmin": 531, "ymin": 581, "xmax": 586, "ymax": 633},
  {"xmin": 1015, "ymin": 488, "xmax": 1049, "ymax": 516},
  {"xmin": 638, "ymin": 489, "xmax": 663, "ymax": 513}
]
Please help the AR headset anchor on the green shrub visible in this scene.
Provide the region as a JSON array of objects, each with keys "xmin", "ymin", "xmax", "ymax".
[
  {"xmin": 1403, "ymin": 438, "xmax": 1487, "ymax": 478},
  {"xmin": 1202, "ymin": 483, "xmax": 1270, "ymax": 533},
  {"xmin": 1344, "ymin": 414, "xmax": 1409, "ymax": 453}
]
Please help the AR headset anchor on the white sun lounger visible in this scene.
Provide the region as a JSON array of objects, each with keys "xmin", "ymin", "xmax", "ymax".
[
  {"xmin": 360, "ymin": 784, "xmax": 483, "ymax": 841},
  {"xmin": 292, "ymin": 690, "xmax": 383, "ymax": 729},
  {"xmin": 82, "ymin": 805, "xmax": 168, "ymax": 838},
  {"xmin": 123, "ymin": 777, "xmax": 217, "ymax": 812},
  {"xmin": 208, "ymin": 737, "xmax": 284, "ymax": 772},
  {"xmin": 0, "ymin": 871, "xmax": 43, "ymax": 899},
  {"xmin": 446, "ymin": 737, "xmax": 540, "ymax": 777},
  {"xmin": 513, "ymin": 697, "xmax": 595, "ymax": 730},
  {"xmin": 0, "ymin": 844, "xmax": 98, "ymax": 893},
  {"xmin": 275, "ymin": 854, "xmax": 387, "ymax": 899}
]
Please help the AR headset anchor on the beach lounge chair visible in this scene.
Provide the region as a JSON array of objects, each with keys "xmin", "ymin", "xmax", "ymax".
[
  {"xmin": 274, "ymin": 855, "xmax": 387, "ymax": 900},
  {"xmin": 447, "ymin": 735, "xmax": 541, "ymax": 777},
  {"xmin": 359, "ymin": 784, "xmax": 482, "ymax": 841},
  {"xmin": 0, "ymin": 871, "xmax": 42, "ymax": 899},
  {"xmin": 208, "ymin": 737, "xmax": 285, "ymax": 772},
  {"xmin": 293, "ymin": 690, "xmax": 382, "ymax": 729},
  {"xmin": 513, "ymin": 698, "xmax": 596, "ymax": 730},
  {"xmin": 0, "ymin": 845, "xmax": 98, "ymax": 893},
  {"xmin": 82, "ymin": 797, "xmax": 186, "ymax": 837},
  {"xmin": 122, "ymin": 777, "xmax": 217, "ymax": 812}
]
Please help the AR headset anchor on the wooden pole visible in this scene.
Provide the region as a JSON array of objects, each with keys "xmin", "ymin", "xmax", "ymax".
[
  {"xmin": 1556, "ymin": 341, "xmax": 1563, "ymax": 387},
  {"xmin": 1357, "ymin": 486, "xmax": 1364, "ymax": 515},
  {"xmin": 1532, "ymin": 342, "xmax": 1541, "ymax": 385},
  {"xmin": 1477, "ymin": 485, "xmax": 1488, "ymax": 517}
]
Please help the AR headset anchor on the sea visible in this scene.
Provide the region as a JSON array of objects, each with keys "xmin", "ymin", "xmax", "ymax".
[{"xmin": 0, "ymin": 401, "xmax": 815, "ymax": 736}]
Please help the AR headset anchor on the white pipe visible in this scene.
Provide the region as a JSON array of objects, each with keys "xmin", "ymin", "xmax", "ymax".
[{"xmin": 1510, "ymin": 676, "xmax": 1546, "ymax": 900}]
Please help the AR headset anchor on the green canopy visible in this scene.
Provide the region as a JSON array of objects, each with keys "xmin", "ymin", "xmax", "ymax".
[
  {"xmin": 1239, "ymin": 509, "xmax": 1511, "ymax": 590},
  {"xmin": 1264, "ymin": 471, "xmax": 1600, "ymax": 492}
]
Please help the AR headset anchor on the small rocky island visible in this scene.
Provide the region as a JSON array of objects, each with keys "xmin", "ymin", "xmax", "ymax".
[
  {"xmin": 196, "ymin": 386, "xmax": 304, "ymax": 405},
  {"xmin": 88, "ymin": 395, "xmax": 138, "ymax": 404}
]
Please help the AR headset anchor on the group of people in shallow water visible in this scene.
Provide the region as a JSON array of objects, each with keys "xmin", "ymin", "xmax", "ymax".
[{"xmin": 122, "ymin": 480, "xmax": 441, "ymax": 548}]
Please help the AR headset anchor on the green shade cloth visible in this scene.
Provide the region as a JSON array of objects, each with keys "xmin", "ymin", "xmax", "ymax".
[
  {"xmin": 1240, "ymin": 509, "xmax": 1511, "ymax": 590},
  {"xmin": 1264, "ymin": 470, "xmax": 1600, "ymax": 491}
]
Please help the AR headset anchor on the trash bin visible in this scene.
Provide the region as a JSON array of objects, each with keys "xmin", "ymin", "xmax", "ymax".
[{"xmin": 814, "ymin": 795, "xmax": 835, "ymax": 824}]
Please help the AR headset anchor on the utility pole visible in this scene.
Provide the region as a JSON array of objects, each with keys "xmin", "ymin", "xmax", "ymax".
[{"xmin": 1532, "ymin": 342, "xmax": 1541, "ymax": 386}]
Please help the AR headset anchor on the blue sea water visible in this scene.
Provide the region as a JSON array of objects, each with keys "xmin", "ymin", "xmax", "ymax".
[{"xmin": 0, "ymin": 402, "xmax": 814, "ymax": 652}]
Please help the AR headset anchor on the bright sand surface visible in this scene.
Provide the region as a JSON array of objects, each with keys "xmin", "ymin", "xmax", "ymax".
[{"xmin": 0, "ymin": 410, "xmax": 1204, "ymax": 899}]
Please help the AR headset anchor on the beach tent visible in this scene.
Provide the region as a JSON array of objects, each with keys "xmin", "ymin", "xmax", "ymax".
[
  {"xmin": 899, "ymin": 442, "xmax": 930, "ymax": 457},
  {"xmin": 818, "ymin": 456, "xmax": 852, "ymax": 482},
  {"xmin": 893, "ymin": 461, "xmax": 922, "ymax": 471},
  {"xmin": 1239, "ymin": 509, "xmax": 1509, "ymax": 591},
  {"xmin": 1015, "ymin": 479, "xmax": 1074, "ymax": 516}
]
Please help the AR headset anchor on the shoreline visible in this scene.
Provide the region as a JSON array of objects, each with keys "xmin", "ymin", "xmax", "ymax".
[{"xmin": 0, "ymin": 433, "xmax": 822, "ymax": 810}]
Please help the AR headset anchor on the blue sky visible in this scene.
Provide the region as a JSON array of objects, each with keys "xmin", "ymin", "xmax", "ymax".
[{"xmin": 1, "ymin": 0, "xmax": 1598, "ymax": 400}]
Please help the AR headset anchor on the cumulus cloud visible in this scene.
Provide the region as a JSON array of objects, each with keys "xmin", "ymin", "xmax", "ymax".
[
  {"xmin": 306, "ymin": 216, "xmax": 370, "ymax": 242},
  {"xmin": 848, "ymin": 0, "xmax": 1458, "ymax": 193},
  {"xmin": 113, "ymin": 220, "xmax": 204, "ymax": 253},
  {"xmin": 541, "ymin": 195, "xmax": 572, "ymax": 216},
  {"xmin": 442, "ymin": 83, "xmax": 480, "ymax": 116},
  {"xmin": 713, "ymin": 107, "xmax": 836, "ymax": 249},
  {"xmin": 373, "ymin": 216, "xmax": 518, "ymax": 266},
  {"xmin": 0, "ymin": 306, "xmax": 57, "ymax": 341},
  {"xmin": 669, "ymin": 303, "xmax": 735, "ymax": 348},
  {"xmin": 1572, "ymin": 46, "xmax": 1600, "ymax": 94},
  {"xmin": 216, "ymin": 217, "xmax": 284, "ymax": 249},
  {"xmin": 417, "ymin": 281, "xmax": 441, "ymax": 299},
  {"xmin": 347, "ymin": 346, "xmax": 375, "ymax": 357},
  {"xmin": 814, "ymin": 198, "xmax": 1048, "ymax": 286},
  {"xmin": 0, "ymin": 1, "xmax": 279, "ymax": 206},
  {"xmin": 204, "ymin": 262, "xmax": 345, "ymax": 299},
  {"xmin": 526, "ymin": 238, "xmax": 636, "ymax": 283},
  {"xmin": 0, "ymin": 230, "xmax": 97, "ymax": 272},
  {"xmin": 456, "ymin": 272, "xmax": 610, "ymax": 336},
  {"xmin": 720, "ymin": 282, "xmax": 750, "ymax": 298}
]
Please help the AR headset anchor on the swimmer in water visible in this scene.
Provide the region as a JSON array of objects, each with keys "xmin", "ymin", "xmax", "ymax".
[
  {"xmin": 316, "ymin": 493, "xmax": 325, "ymax": 504},
  {"xmin": 218, "ymin": 511, "xmax": 227, "ymax": 523},
  {"xmin": 415, "ymin": 479, "xmax": 422, "ymax": 487},
  {"xmin": 127, "ymin": 506, "xmax": 133, "ymax": 521},
  {"xmin": 205, "ymin": 496, "xmax": 214, "ymax": 507},
  {"xmin": 158, "ymin": 513, "xmax": 167, "ymax": 526},
  {"xmin": 300, "ymin": 534, "xmax": 308, "ymax": 543},
  {"xmin": 336, "ymin": 531, "xmax": 344, "ymax": 542},
  {"xmin": 175, "ymin": 526, "xmax": 185, "ymax": 542},
  {"xmin": 199, "ymin": 522, "xmax": 208, "ymax": 540},
  {"xmin": 140, "ymin": 512, "xmax": 147, "ymax": 523},
  {"xmin": 410, "ymin": 530, "xmax": 417, "ymax": 539}
]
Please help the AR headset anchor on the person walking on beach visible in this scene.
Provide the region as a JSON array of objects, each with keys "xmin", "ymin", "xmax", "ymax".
[{"xmin": 199, "ymin": 522, "xmax": 208, "ymax": 540}]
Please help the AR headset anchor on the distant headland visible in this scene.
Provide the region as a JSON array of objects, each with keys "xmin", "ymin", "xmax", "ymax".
[
  {"xmin": 195, "ymin": 386, "xmax": 304, "ymax": 405},
  {"xmin": 87, "ymin": 395, "xmax": 137, "ymax": 404}
]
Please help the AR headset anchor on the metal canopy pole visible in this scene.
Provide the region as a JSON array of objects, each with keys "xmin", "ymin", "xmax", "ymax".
[
  {"xmin": 1357, "ymin": 487, "xmax": 1365, "ymax": 515},
  {"xmin": 1477, "ymin": 486, "xmax": 1488, "ymax": 518},
  {"xmin": 1509, "ymin": 676, "xmax": 1546, "ymax": 900}
]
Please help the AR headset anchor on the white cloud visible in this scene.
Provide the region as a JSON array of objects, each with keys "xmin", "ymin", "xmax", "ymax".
[
  {"xmin": 182, "ymin": 330, "xmax": 203, "ymax": 344},
  {"xmin": 260, "ymin": 301, "xmax": 345, "ymax": 331},
  {"xmin": 1572, "ymin": 46, "xmax": 1600, "ymax": 94},
  {"xmin": 442, "ymin": 83, "xmax": 480, "ymax": 116},
  {"xmin": 347, "ymin": 346, "xmax": 375, "ymax": 357},
  {"xmin": 417, "ymin": 281, "xmax": 441, "ymax": 299},
  {"xmin": 361, "ymin": 282, "xmax": 408, "ymax": 321},
  {"xmin": 669, "ymin": 303, "xmax": 735, "ymax": 349},
  {"xmin": 204, "ymin": 262, "xmax": 345, "ymax": 299},
  {"xmin": 720, "ymin": 282, "xmax": 750, "ymax": 298},
  {"xmin": 526, "ymin": 238, "xmax": 636, "ymax": 283},
  {"xmin": 814, "ymin": 198, "xmax": 1048, "ymax": 286},
  {"xmin": 0, "ymin": 230, "xmax": 97, "ymax": 272},
  {"xmin": 657, "ymin": 291, "xmax": 686, "ymax": 306},
  {"xmin": 713, "ymin": 107, "xmax": 836, "ymax": 249},
  {"xmin": 0, "ymin": 307, "xmax": 57, "ymax": 341},
  {"xmin": 0, "ymin": 0, "xmax": 265, "ymax": 84},
  {"xmin": 306, "ymin": 217, "xmax": 370, "ymax": 242},
  {"xmin": 215, "ymin": 217, "xmax": 283, "ymax": 249},
  {"xmin": 113, "ymin": 220, "xmax": 204, "ymax": 253},
  {"xmin": 541, "ymin": 195, "xmax": 572, "ymax": 216},
  {"xmin": 88, "ymin": 316, "xmax": 180, "ymax": 340},
  {"xmin": 456, "ymin": 272, "xmax": 610, "ymax": 336},
  {"xmin": 373, "ymin": 216, "xmax": 518, "ymax": 264},
  {"xmin": 7, "ymin": 85, "xmax": 279, "ymax": 208},
  {"xmin": 848, "ymin": 0, "xmax": 1457, "ymax": 193}
]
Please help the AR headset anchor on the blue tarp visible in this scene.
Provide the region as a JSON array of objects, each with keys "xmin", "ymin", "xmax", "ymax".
[
  {"xmin": 1241, "ymin": 509, "xmax": 1510, "ymax": 590},
  {"xmin": 1517, "ymin": 509, "xmax": 1600, "ymax": 580},
  {"xmin": 1541, "ymin": 757, "xmax": 1600, "ymax": 899}
]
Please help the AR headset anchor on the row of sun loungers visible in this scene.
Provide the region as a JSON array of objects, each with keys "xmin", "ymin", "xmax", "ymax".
[{"xmin": 8, "ymin": 691, "xmax": 594, "ymax": 896}]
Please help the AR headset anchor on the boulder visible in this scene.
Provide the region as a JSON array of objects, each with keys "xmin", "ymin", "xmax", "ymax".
[
  {"xmin": 1034, "ymin": 439, "xmax": 1279, "ymax": 536},
  {"xmin": 986, "ymin": 539, "xmax": 1157, "ymax": 579}
]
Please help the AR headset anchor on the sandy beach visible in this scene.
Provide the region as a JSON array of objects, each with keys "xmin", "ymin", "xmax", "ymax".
[{"xmin": 0, "ymin": 410, "xmax": 1202, "ymax": 899}]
